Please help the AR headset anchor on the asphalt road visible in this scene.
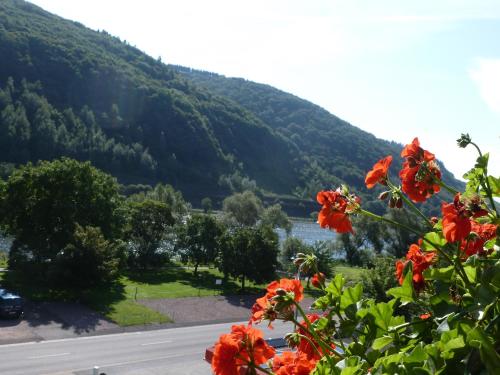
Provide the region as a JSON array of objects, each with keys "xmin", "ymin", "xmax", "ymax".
[{"xmin": 0, "ymin": 320, "xmax": 294, "ymax": 375}]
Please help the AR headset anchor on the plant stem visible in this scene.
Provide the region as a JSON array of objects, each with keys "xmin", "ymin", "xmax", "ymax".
[
  {"xmin": 436, "ymin": 178, "xmax": 459, "ymax": 195},
  {"xmin": 398, "ymin": 192, "xmax": 434, "ymax": 229},
  {"xmin": 470, "ymin": 142, "xmax": 498, "ymax": 216}
]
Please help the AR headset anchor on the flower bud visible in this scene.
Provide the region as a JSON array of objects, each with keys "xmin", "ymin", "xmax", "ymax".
[
  {"xmin": 293, "ymin": 258, "xmax": 304, "ymax": 267},
  {"xmin": 396, "ymin": 197, "xmax": 403, "ymax": 208},
  {"xmin": 275, "ymin": 288, "xmax": 287, "ymax": 296},
  {"xmin": 378, "ymin": 191, "xmax": 389, "ymax": 200},
  {"xmin": 457, "ymin": 133, "xmax": 471, "ymax": 148},
  {"xmin": 284, "ymin": 332, "xmax": 300, "ymax": 347},
  {"xmin": 389, "ymin": 197, "xmax": 396, "ymax": 208}
]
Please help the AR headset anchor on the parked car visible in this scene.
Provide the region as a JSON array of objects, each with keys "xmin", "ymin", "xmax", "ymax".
[{"xmin": 0, "ymin": 288, "xmax": 24, "ymax": 319}]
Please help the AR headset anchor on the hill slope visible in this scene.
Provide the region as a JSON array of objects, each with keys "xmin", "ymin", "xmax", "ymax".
[{"xmin": 0, "ymin": 0, "xmax": 461, "ymax": 214}]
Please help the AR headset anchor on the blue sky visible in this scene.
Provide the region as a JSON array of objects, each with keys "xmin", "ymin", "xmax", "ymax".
[{"xmin": 29, "ymin": 0, "xmax": 500, "ymax": 179}]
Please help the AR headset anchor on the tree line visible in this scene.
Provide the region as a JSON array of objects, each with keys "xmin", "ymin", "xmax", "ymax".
[{"xmin": 0, "ymin": 158, "xmax": 298, "ymax": 291}]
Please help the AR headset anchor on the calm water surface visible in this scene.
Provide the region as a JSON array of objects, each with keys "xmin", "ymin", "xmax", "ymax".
[{"xmin": 276, "ymin": 219, "xmax": 336, "ymax": 245}]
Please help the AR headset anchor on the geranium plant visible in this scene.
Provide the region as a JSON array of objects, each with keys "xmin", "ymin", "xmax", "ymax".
[{"xmin": 210, "ymin": 135, "xmax": 499, "ymax": 375}]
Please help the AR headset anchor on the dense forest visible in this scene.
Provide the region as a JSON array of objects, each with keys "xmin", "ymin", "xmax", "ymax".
[{"xmin": 0, "ymin": 0, "xmax": 462, "ymax": 215}]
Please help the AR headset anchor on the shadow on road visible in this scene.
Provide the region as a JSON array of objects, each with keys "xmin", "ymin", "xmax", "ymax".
[{"xmin": 1, "ymin": 271, "xmax": 120, "ymax": 336}]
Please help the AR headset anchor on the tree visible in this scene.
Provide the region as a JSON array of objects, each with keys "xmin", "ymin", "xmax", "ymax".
[
  {"xmin": 222, "ymin": 190, "xmax": 263, "ymax": 226},
  {"xmin": 201, "ymin": 197, "xmax": 212, "ymax": 213},
  {"xmin": 50, "ymin": 225, "xmax": 126, "ymax": 288},
  {"xmin": 260, "ymin": 203, "xmax": 292, "ymax": 234},
  {"xmin": 218, "ymin": 225, "xmax": 278, "ymax": 291},
  {"xmin": 125, "ymin": 199, "xmax": 174, "ymax": 269},
  {"xmin": 128, "ymin": 183, "xmax": 190, "ymax": 221},
  {"xmin": 0, "ymin": 158, "xmax": 124, "ymax": 286},
  {"xmin": 176, "ymin": 213, "xmax": 224, "ymax": 275}
]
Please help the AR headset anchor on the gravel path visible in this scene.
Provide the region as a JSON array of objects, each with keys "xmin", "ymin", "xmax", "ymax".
[{"xmin": 139, "ymin": 295, "xmax": 317, "ymax": 324}]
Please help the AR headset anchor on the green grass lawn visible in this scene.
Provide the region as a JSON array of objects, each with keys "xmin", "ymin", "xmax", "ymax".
[{"xmin": 332, "ymin": 265, "xmax": 367, "ymax": 285}]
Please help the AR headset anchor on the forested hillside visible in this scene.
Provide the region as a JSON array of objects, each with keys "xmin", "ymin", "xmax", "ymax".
[
  {"xmin": 173, "ymin": 67, "xmax": 462, "ymax": 211},
  {"xmin": 0, "ymin": 0, "xmax": 462, "ymax": 214}
]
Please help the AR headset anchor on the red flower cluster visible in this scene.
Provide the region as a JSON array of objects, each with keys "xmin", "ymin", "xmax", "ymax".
[
  {"xmin": 311, "ymin": 273, "xmax": 325, "ymax": 288},
  {"xmin": 317, "ymin": 189, "xmax": 360, "ymax": 233},
  {"xmin": 442, "ymin": 193, "xmax": 490, "ymax": 244},
  {"xmin": 273, "ymin": 351, "xmax": 317, "ymax": 375},
  {"xmin": 399, "ymin": 138, "xmax": 441, "ymax": 202},
  {"xmin": 461, "ymin": 221, "xmax": 497, "ymax": 257},
  {"xmin": 365, "ymin": 155, "xmax": 392, "ymax": 189},
  {"xmin": 295, "ymin": 314, "xmax": 336, "ymax": 361},
  {"xmin": 250, "ymin": 279, "xmax": 303, "ymax": 326},
  {"xmin": 212, "ymin": 325, "xmax": 275, "ymax": 375},
  {"xmin": 396, "ymin": 243, "xmax": 435, "ymax": 291}
]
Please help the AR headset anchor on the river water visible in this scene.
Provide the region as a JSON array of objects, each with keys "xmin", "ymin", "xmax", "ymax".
[{"xmin": 276, "ymin": 219, "xmax": 336, "ymax": 245}]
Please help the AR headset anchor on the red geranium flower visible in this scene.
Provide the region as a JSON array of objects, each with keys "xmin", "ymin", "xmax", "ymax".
[
  {"xmin": 250, "ymin": 279, "xmax": 303, "ymax": 325},
  {"xmin": 317, "ymin": 189, "xmax": 360, "ymax": 233},
  {"xmin": 396, "ymin": 243, "xmax": 435, "ymax": 291},
  {"xmin": 311, "ymin": 272, "xmax": 325, "ymax": 288},
  {"xmin": 442, "ymin": 193, "xmax": 472, "ymax": 243},
  {"xmin": 399, "ymin": 138, "xmax": 441, "ymax": 202},
  {"xmin": 212, "ymin": 325, "xmax": 275, "ymax": 375},
  {"xmin": 420, "ymin": 313, "xmax": 431, "ymax": 320},
  {"xmin": 365, "ymin": 155, "xmax": 393, "ymax": 189},
  {"xmin": 273, "ymin": 351, "xmax": 317, "ymax": 375},
  {"xmin": 460, "ymin": 221, "xmax": 498, "ymax": 257}
]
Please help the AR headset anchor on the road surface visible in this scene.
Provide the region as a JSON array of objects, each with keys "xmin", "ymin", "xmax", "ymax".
[{"xmin": 0, "ymin": 320, "xmax": 294, "ymax": 375}]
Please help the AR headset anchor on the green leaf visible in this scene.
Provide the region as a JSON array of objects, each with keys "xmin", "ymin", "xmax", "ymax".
[
  {"xmin": 340, "ymin": 366, "xmax": 364, "ymax": 375},
  {"xmin": 312, "ymin": 295, "xmax": 333, "ymax": 310},
  {"xmin": 467, "ymin": 327, "xmax": 500, "ymax": 373},
  {"xmin": 315, "ymin": 317, "xmax": 329, "ymax": 331},
  {"xmin": 488, "ymin": 175, "xmax": 500, "ymax": 197},
  {"xmin": 372, "ymin": 335, "xmax": 393, "ymax": 350},
  {"xmin": 476, "ymin": 153, "xmax": 489, "ymax": 169},
  {"xmin": 422, "ymin": 231, "xmax": 447, "ymax": 251},
  {"xmin": 340, "ymin": 283, "xmax": 363, "ymax": 310},
  {"xmin": 442, "ymin": 336, "xmax": 465, "ymax": 352},
  {"xmin": 462, "ymin": 265, "xmax": 476, "ymax": 283},
  {"xmin": 311, "ymin": 356, "xmax": 340, "ymax": 375},
  {"xmin": 423, "ymin": 266, "xmax": 454, "ymax": 281},
  {"xmin": 463, "ymin": 167, "xmax": 483, "ymax": 194},
  {"xmin": 326, "ymin": 274, "xmax": 345, "ymax": 298},
  {"xmin": 387, "ymin": 270, "xmax": 414, "ymax": 303},
  {"xmin": 405, "ymin": 343, "xmax": 428, "ymax": 363},
  {"xmin": 367, "ymin": 300, "xmax": 396, "ymax": 331}
]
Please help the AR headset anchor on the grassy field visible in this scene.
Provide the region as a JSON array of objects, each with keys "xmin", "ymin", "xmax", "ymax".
[{"xmin": 332, "ymin": 265, "xmax": 367, "ymax": 285}]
